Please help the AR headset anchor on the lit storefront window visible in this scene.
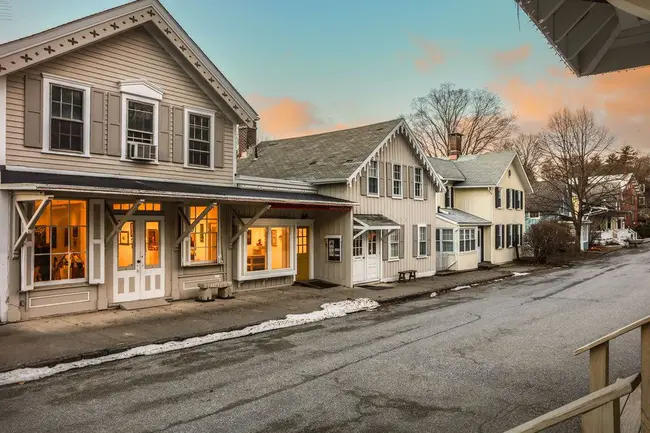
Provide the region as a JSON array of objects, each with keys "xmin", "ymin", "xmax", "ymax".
[
  {"xmin": 189, "ymin": 206, "xmax": 219, "ymax": 263},
  {"xmin": 33, "ymin": 200, "xmax": 87, "ymax": 283}
]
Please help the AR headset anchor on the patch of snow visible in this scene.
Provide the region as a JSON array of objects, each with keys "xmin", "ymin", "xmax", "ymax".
[
  {"xmin": 451, "ymin": 285, "xmax": 471, "ymax": 292},
  {"xmin": 0, "ymin": 298, "xmax": 379, "ymax": 387},
  {"xmin": 430, "ymin": 292, "xmax": 438, "ymax": 297},
  {"xmin": 470, "ymin": 283, "xmax": 479, "ymax": 287},
  {"xmin": 492, "ymin": 279, "xmax": 504, "ymax": 282},
  {"xmin": 512, "ymin": 272, "xmax": 530, "ymax": 277}
]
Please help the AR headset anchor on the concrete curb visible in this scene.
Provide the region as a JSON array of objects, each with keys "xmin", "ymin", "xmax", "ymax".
[{"xmin": 0, "ymin": 267, "xmax": 550, "ymax": 374}]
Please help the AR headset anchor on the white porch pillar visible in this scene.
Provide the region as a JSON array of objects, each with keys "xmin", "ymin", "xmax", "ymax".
[{"xmin": 0, "ymin": 190, "xmax": 11, "ymax": 323}]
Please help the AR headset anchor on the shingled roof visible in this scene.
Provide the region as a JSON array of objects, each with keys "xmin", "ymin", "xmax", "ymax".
[
  {"xmin": 237, "ymin": 119, "xmax": 445, "ymax": 190},
  {"xmin": 428, "ymin": 151, "xmax": 533, "ymax": 193}
]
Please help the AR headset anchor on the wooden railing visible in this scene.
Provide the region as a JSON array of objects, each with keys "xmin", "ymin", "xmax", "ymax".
[{"xmin": 505, "ymin": 314, "xmax": 650, "ymax": 433}]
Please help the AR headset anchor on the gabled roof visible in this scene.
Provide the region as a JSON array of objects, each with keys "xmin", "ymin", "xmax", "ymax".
[
  {"xmin": 526, "ymin": 181, "xmax": 569, "ymax": 214},
  {"xmin": 427, "ymin": 157, "xmax": 465, "ymax": 181},
  {"xmin": 0, "ymin": 0, "xmax": 257, "ymax": 126},
  {"xmin": 237, "ymin": 118, "xmax": 446, "ymax": 191},
  {"xmin": 429, "ymin": 151, "xmax": 534, "ymax": 194},
  {"xmin": 437, "ymin": 208, "xmax": 491, "ymax": 226}
]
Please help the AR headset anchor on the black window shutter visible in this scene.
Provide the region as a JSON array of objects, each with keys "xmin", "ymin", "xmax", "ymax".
[
  {"xmin": 495, "ymin": 187, "xmax": 501, "ymax": 208},
  {"xmin": 506, "ymin": 189, "xmax": 511, "ymax": 209}
]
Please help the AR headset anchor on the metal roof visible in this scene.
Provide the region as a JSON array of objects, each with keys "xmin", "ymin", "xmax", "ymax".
[{"xmin": 436, "ymin": 209, "xmax": 491, "ymax": 226}]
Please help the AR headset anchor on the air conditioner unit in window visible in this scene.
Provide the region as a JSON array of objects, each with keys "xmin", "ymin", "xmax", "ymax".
[{"xmin": 128, "ymin": 141, "xmax": 157, "ymax": 162}]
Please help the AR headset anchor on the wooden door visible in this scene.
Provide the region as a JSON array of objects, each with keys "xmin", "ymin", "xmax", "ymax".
[{"xmin": 296, "ymin": 226, "xmax": 310, "ymax": 281}]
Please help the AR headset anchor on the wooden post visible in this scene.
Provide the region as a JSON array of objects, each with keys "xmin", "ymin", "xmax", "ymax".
[
  {"xmin": 641, "ymin": 323, "xmax": 650, "ymax": 433},
  {"xmin": 582, "ymin": 342, "xmax": 619, "ymax": 433}
]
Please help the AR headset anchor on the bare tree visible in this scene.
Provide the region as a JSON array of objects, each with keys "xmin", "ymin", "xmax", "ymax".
[
  {"xmin": 497, "ymin": 132, "xmax": 543, "ymax": 181},
  {"xmin": 409, "ymin": 82, "xmax": 516, "ymax": 156},
  {"xmin": 537, "ymin": 107, "xmax": 617, "ymax": 251}
]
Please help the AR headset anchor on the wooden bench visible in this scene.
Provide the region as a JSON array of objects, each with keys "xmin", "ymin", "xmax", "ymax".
[{"xmin": 398, "ymin": 270, "xmax": 416, "ymax": 283}]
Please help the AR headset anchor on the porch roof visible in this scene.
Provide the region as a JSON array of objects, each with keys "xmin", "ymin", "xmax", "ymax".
[
  {"xmin": 0, "ymin": 169, "xmax": 355, "ymax": 208},
  {"xmin": 353, "ymin": 214, "xmax": 401, "ymax": 230},
  {"xmin": 436, "ymin": 208, "xmax": 491, "ymax": 226}
]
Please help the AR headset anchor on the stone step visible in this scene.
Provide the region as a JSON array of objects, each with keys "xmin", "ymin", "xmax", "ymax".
[{"xmin": 119, "ymin": 298, "xmax": 170, "ymax": 311}]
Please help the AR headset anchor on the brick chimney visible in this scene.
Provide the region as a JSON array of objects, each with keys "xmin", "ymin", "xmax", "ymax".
[
  {"xmin": 238, "ymin": 124, "xmax": 257, "ymax": 158},
  {"xmin": 448, "ymin": 132, "xmax": 462, "ymax": 160}
]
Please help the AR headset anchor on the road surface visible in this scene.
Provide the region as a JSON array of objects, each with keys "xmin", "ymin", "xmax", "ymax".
[{"xmin": 1, "ymin": 248, "xmax": 648, "ymax": 432}]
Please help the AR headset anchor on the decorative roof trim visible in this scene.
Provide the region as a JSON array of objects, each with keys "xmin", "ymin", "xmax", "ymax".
[
  {"xmin": 0, "ymin": 0, "xmax": 258, "ymax": 126},
  {"xmin": 346, "ymin": 119, "xmax": 446, "ymax": 192}
]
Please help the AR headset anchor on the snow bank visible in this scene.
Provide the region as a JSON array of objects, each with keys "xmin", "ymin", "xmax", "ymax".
[
  {"xmin": 430, "ymin": 292, "xmax": 438, "ymax": 297},
  {"xmin": 512, "ymin": 272, "xmax": 530, "ymax": 277},
  {"xmin": 0, "ymin": 298, "xmax": 379, "ymax": 387},
  {"xmin": 451, "ymin": 285, "xmax": 471, "ymax": 292}
]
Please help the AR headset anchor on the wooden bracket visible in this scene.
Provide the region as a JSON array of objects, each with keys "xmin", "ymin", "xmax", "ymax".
[
  {"xmin": 175, "ymin": 202, "xmax": 218, "ymax": 249},
  {"xmin": 105, "ymin": 200, "xmax": 144, "ymax": 246},
  {"xmin": 229, "ymin": 205, "xmax": 271, "ymax": 247},
  {"xmin": 12, "ymin": 197, "xmax": 52, "ymax": 258}
]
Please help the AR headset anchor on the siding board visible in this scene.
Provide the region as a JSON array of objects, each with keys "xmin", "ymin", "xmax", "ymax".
[{"xmin": 5, "ymin": 27, "xmax": 235, "ymax": 185}]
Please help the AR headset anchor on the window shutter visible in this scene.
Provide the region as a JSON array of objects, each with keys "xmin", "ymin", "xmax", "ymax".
[
  {"xmin": 399, "ymin": 225, "xmax": 405, "ymax": 259},
  {"xmin": 407, "ymin": 166, "xmax": 414, "ymax": 199},
  {"xmin": 501, "ymin": 225, "xmax": 505, "ymax": 248},
  {"xmin": 107, "ymin": 92, "xmax": 122, "ymax": 156},
  {"xmin": 88, "ymin": 199, "xmax": 105, "ymax": 284},
  {"xmin": 495, "ymin": 225, "xmax": 500, "ymax": 249},
  {"xmin": 507, "ymin": 224, "xmax": 512, "ymax": 247},
  {"xmin": 423, "ymin": 173, "xmax": 429, "ymax": 200},
  {"xmin": 24, "ymin": 74, "xmax": 43, "ymax": 149},
  {"xmin": 506, "ymin": 189, "xmax": 511, "ymax": 209},
  {"xmin": 386, "ymin": 163, "xmax": 393, "ymax": 196},
  {"xmin": 426, "ymin": 224, "xmax": 432, "ymax": 256},
  {"xmin": 382, "ymin": 233, "xmax": 388, "ymax": 261},
  {"xmin": 519, "ymin": 224, "xmax": 523, "ymax": 246},
  {"xmin": 214, "ymin": 115, "xmax": 225, "ymax": 168},
  {"xmin": 20, "ymin": 234, "xmax": 34, "ymax": 292},
  {"xmin": 402, "ymin": 165, "xmax": 407, "ymax": 197},
  {"xmin": 180, "ymin": 207, "xmax": 192, "ymax": 266},
  {"xmin": 360, "ymin": 168, "xmax": 367, "ymax": 196},
  {"xmin": 450, "ymin": 187, "xmax": 454, "ymax": 208},
  {"xmin": 445, "ymin": 189, "xmax": 450, "ymax": 208},
  {"xmin": 378, "ymin": 163, "xmax": 385, "ymax": 196},
  {"xmin": 158, "ymin": 103, "xmax": 171, "ymax": 162},
  {"xmin": 412, "ymin": 224, "xmax": 418, "ymax": 257},
  {"xmin": 172, "ymin": 106, "xmax": 184, "ymax": 164},
  {"xmin": 495, "ymin": 188, "xmax": 500, "ymax": 208},
  {"xmin": 90, "ymin": 90, "xmax": 106, "ymax": 155},
  {"xmin": 520, "ymin": 191, "xmax": 524, "ymax": 210}
]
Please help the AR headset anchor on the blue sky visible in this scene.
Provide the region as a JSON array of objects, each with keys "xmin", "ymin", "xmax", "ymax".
[{"xmin": 3, "ymin": 0, "xmax": 644, "ymax": 145}]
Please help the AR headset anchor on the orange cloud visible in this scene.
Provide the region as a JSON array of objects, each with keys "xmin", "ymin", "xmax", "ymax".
[
  {"xmin": 492, "ymin": 44, "xmax": 532, "ymax": 68},
  {"xmin": 491, "ymin": 66, "xmax": 650, "ymax": 149},
  {"xmin": 247, "ymin": 94, "xmax": 350, "ymax": 139},
  {"xmin": 411, "ymin": 36, "xmax": 445, "ymax": 73}
]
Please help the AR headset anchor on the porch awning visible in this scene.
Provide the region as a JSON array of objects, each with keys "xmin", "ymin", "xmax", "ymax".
[
  {"xmin": 353, "ymin": 214, "xmax": 401, "ymax": 231},
  {"xmin": 0, "ymin": 168, "xmax": 355, "ymax": 208},
  {"xmin": 436, "ymin": 208, "xmax": 491, "ymax": 226}
]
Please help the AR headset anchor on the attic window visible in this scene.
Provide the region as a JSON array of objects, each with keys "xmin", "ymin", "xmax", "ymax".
[{"xmin": 508, "ymin": 169, "xmax": 512, "ymax": 178}]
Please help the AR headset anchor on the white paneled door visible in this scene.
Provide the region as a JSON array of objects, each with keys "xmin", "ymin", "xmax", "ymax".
[
  {"xmin": 352, "ymin": 231, "xmax": 380, "ymax": 284},
  {"xmin": 114, "ymin": 216, "xmax": 165, "ymax": 303}
]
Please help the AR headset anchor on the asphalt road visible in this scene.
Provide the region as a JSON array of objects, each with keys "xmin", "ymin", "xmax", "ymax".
[{"xmin": 1, "ymin": 248, "xmax": 649, "ymax": 433}]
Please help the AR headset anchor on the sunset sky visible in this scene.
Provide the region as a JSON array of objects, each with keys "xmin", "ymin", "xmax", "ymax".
[{"xmin": 2, "ymin": 0, "xmax": 649, "ymax": 149}]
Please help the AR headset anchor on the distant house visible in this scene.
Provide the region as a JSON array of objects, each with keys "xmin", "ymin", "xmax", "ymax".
[
  {"xmin": 428, "ymin": 134, "xmax": 533, "ymax": 271},
  {"xmin": 525, "ymin": 181, "xmax": 572, "ymax": 232},
  {"xmin": 237, "ymin": 118, "xmax": 446, "ymax": 286}
]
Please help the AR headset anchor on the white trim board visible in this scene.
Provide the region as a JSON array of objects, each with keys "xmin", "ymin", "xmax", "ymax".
[{"xmin": 0, "ymin": 75, "xmax": 6, "ymax": 166}]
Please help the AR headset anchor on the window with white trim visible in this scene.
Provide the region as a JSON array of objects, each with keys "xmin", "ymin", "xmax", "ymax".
[
  {"xmin": 436, "ymin": 228, "xmax": 454, "ymax": 252},
  {"xmin": 42, "ymin": 76, "xmax": 91, "ymax": 156},
  {"xmin": 353, "ymin": 236, "xmax": 363, "ymax": 257},
  {"xmin": 528, "ymin": 211, "xmax": 540, "ymax": 219},
  {"xmin": 388, "ymin": 230, "xmax": 399, "ymax": 259},
  {"xmin": 186, "ymin": 205, "xmax": 219, "ymax": 264},
  {"xmin": 418, "ymin": 225, "xmax": 427, "ymax": 257},
  {"xmin": 414, "ymin": 167, "xmax": 423, "ymax": 199},
  {"xmin": 243, "ymin": 223, "xmax": 293, "ymax": 275},
  {"xmin": 459, "ymin": 228, "xmax": 476, "ymax": 252},
  {"xmin": 121, "ymin": 92, "xmax": 160, "ymax": 162},
  {"xmin": 368, "ymin": 160, "xmax": 379, "ymax": 195},
  {"xmin": 185, "ymin": 108, "xmax": 215, "ymax": 169},
  {"xmin": 393, "ymin": 165, "xmax": 402, "ymax": 197}
]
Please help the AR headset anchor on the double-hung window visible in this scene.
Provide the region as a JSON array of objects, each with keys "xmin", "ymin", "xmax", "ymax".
[
  {"xmin": 459, "ymin": 228, "xmax": 476, "ymax": 252},
  {"xmin": 388, "ymin": 230, "xmax": 399, "ymax": 259},
  {"xmin": 414, "ymin": 167, "xmax": 423, "ymax": 199},
  {"xmin": 185, "ymin": 108, "xmax": 215, "ymax": 169},
  {"xmin": 418, "ymin": 225, "xmax": 427, "ymax": 257},
  {"xmin": 43, "ymin": 75, "xmax": 91, "ymax": 156},
  {"xmin": 393, "ymin": 165, "xmax": 402, "ymax": 197},
  {"xmin": 437, "ymin": 228, "xmax": 454, "ymax": 252},
  {"xmin": 368, "ymin": 160, "xmax": 379, "ymax": 195},
  {"xmin": 126, "ymin": 100, "xmax": 156, "ymax": 160}
]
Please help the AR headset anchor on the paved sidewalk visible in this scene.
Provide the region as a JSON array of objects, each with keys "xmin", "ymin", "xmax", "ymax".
[{"xmin": 0, "ymin": 264, "xmax": 542, "ymax": 372}]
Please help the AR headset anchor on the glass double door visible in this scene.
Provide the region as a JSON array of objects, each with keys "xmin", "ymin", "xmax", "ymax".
[{"xmin": 114, "ymin": 216, "xmax": 164, "ymax": 302}]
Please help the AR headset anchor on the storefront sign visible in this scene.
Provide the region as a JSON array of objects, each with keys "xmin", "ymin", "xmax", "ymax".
[{"xmin": 325, "ymin": 235, "xmax": 342, "ymax": 262}]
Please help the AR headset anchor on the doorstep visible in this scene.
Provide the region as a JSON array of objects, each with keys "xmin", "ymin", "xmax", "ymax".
[{"xmin": 119, "ymin": 299, "xmax": 170, "ymax": 311}]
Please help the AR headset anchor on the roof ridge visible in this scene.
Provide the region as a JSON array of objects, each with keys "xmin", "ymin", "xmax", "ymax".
[{"xmin": 257, "ymin": 118, "xmax": 403, "ymax": 146}]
